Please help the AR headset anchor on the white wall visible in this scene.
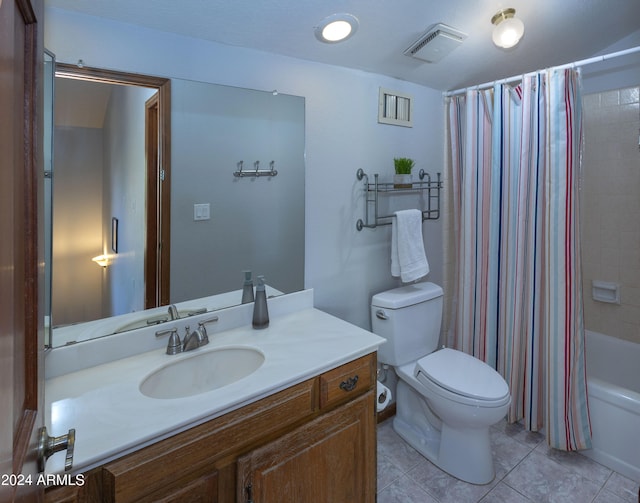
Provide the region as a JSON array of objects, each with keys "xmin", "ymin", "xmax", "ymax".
[
  {"xmin": 103, "ymin": 84, "xmax": 155, "ymax": 316},
  {"xmin": 45, "ymin": 7, "xmax": 445, "ymax": 331},
  {"xmin": 170, "ymin": 80, "xmax": 305, "ymax": 302},
  {"xmin": 582, "ymin": 30, "xmax": 640, "ymax": 94},
  {"xmin": 51, "ymin": 83, "xmax": 153, "ymax": 325},
  {"xmin": 52, "ymin": 126, "xmax": 104, "ymax": 325}
]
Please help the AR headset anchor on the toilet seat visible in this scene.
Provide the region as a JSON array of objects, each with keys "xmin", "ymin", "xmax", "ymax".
[{"xmin": 414, "ymin": 348, "xmax": 510, "ymax": 404}]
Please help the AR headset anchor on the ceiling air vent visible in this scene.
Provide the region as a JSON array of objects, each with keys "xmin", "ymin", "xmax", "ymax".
[{"xmin": 404, "ymin": 23, "xmax": 467, "ymax": 63}]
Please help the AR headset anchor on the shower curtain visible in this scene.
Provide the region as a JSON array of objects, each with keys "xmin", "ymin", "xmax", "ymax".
[{"xmin": 448, "ymin": 68, "xmax": 592, "ymax": 450}]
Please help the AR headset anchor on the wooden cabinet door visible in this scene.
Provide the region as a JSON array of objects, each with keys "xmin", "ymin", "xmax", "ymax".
[
  {"xmin": 141, "ymin": 472, "xmax": 217, "ymax": 503},
  {"xmin": 237, "ymin": 391, "xmax": 376, "ymax": 503}
]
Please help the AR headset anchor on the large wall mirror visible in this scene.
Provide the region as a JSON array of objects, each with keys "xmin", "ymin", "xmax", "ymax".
[{"xmin": 46, "ymin": 58, "xmax": 305, "ymax": 348}]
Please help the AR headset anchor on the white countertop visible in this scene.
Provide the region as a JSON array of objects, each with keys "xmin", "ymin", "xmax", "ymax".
[{"xmin": 45, "ymin": 294, "xmax": 384, "ymax": 474}]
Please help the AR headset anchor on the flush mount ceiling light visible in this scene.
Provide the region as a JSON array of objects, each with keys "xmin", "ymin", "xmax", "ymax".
[
  {"xmin": 314, "ymin": 13, "xmax": 359, "ymax": 43},
  {"xmin": 491, "ymin": 8, "xmax": 525, "ymax": 49}
]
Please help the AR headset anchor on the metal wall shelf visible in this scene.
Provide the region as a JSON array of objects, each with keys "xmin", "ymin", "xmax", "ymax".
[{"xmin": 355, "ymin": 168, "xmax": 442, "ymax": 231}]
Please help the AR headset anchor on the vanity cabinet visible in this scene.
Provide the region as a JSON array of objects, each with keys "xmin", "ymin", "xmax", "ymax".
[
  {"xmin": 237, "ymin": 392, "xmax": 374, "ymax": 502},
  {"xmin": 45, "ymin": 353, "xmax": 376, "ymax": 503}
]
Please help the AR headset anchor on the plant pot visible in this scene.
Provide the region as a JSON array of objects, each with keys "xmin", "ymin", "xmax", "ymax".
[{"xmin": 393, "ymin": 174, "xmax": 413, "ymax": 189}]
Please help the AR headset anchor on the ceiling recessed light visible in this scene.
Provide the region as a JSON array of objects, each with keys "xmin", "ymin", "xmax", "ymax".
[{"xmin": 315, "ymin": 13, "xmax": 359, "ymax": 43}]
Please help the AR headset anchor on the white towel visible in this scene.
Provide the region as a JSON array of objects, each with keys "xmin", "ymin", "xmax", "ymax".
[{"xmin": 391, "ymin": 209, "xmax": 429, "ymax": 283}]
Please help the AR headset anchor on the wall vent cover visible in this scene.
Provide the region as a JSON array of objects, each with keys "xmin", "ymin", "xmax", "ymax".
[{"xmin": 404, "ymin": 23, "xmax": 467, "ymax": 63}]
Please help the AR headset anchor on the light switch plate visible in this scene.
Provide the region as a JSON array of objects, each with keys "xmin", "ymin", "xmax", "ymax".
[{"xmin": 194, "ymin": 203, "xmax": 210, "ymax": 221}]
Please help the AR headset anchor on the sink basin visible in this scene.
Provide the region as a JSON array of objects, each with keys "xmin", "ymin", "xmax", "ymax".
[{"xmin": 140, "ymin": 346, "xmax": 265, "ymax": 399}]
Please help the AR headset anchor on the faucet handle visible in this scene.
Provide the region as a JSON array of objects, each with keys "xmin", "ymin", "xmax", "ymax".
[
  {"xmin": 156, "ymin": 328, "xmax": 182, "ymax": 355},
  {"xmin": 155, "ymin": 327, "xmax": 177, "ymax": 338},
  {"xmin": 197, "ymin": 316, "xmax": 219, "ymax": 345}
]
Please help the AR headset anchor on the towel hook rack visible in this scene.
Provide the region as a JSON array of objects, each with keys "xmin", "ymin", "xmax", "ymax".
[
  {"xmin": 233, "ymin": 160, "xmax": 278, "ymax": 178},
  {"xmin": 355, "ymin": 168, "xmax": 442, "ymax": 231}
]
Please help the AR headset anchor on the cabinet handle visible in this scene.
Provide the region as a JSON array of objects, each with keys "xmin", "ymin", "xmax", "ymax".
[
  {"xmin": 246, "ymin": 483, "xmax": 254, "ymax": 503},
  {"xmin": 339, "ymin": 375, "xmax": 359, "ymax": 392},
  {"xmin": 37, "ymin": 426, "xmax": 75, "ymax": 472}
]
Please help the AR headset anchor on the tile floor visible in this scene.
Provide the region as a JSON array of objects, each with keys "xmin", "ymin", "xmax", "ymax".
[{"xmin": 377, "ymin": 418, "xmax": 639, "ymax": 503}]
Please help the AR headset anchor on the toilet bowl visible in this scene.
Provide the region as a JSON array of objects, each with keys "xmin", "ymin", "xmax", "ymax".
[{"xmin": 371, "ymin": 283, "xmax": 511, "ymax": 484}]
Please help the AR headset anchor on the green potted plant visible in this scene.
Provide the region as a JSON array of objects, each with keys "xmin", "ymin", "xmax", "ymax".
[{"xmin": 393, "ymin": 157, "xmax": 415, "ymax": 188}]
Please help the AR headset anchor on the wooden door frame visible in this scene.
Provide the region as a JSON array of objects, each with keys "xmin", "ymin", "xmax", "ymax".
[
  {"xmin": 54, "ymin": 63, "xmax": 171, "ymax": 309},
  {"xmin": 144, "ymin": 94, "xmax": 161, "ymax": 309}
]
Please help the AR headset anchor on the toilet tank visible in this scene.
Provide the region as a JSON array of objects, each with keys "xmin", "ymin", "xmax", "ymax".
[{"xmin": 371, "ymin": 282, "xmax": 443, "ymax": 366}]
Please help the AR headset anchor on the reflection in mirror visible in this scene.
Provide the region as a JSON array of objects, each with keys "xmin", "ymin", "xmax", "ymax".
[
  {"xmin": 48, "ymin": 67, "xmax": 305, "ymax": 348},
  {"xmin": 52, "ymin": 76, "xmax": 158, "ymax": 329}
]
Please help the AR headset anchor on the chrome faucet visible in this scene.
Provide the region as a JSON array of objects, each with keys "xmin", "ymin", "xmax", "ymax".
[
  {"xmin": 155, "ymin": 316, "xmax": 220, "ymax": 355},
  {"xmin": 183, "ymin": 316, "xmax": 219, "ymax": 352},
  {"xmin": 167, "ymin": 304, "xmax": 179, "ymax": 320},
  {"xmin": 182, "ymin": 325, "xmax": 200, "ymax": 352}
]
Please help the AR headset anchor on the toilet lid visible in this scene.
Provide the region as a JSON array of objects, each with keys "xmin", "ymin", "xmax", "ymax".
[{"xmin": 415, "ymin": 348, "xmax": 509, "ymax": 401}]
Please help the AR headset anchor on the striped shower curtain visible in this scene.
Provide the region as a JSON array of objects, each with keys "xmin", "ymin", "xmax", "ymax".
[{"xmin": 448, "ymin": 69, "xmax": 591, "ymax": 450}]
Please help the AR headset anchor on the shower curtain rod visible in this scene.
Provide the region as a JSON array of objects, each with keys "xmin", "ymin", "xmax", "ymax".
[{"xmin": 444, "ymin": 45, "xmax": 640, "ymax": 97}]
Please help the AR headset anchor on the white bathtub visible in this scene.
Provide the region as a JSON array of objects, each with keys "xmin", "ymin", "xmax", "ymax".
[{"xmin": 583, "ymin": 330, "xmax": 640, "ymax": 482}]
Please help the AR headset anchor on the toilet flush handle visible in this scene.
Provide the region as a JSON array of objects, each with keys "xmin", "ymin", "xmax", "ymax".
[{"xmin": 375, "ymin": 309, "xmax": 388, "ymax": 320}]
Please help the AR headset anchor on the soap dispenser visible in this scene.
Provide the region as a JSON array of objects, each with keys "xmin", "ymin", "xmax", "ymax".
[
  {"xmin": 241, "ymin": 270, "xmax": 254, "ymax": 304},
  {"xmin": 252, "ymin": 275, "xmax": 269, "ymax": 329}
]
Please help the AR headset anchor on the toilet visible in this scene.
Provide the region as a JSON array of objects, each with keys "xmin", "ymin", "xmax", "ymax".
[{"xmin": 371, "ymin": 282, "xmax": 510, "ymax": 485}]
